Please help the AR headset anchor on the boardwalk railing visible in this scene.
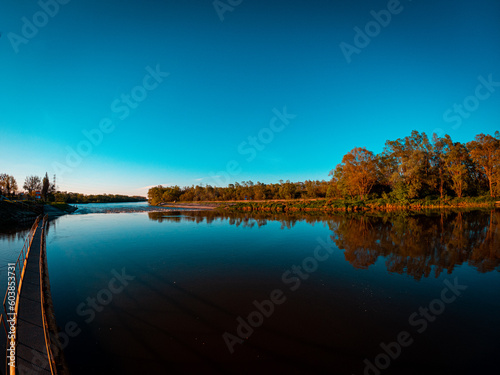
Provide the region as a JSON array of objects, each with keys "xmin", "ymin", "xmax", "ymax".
[
  {"xmin": 40, "ymin": 215, "xmax": 57, "ymax": 374},
  {"xmin": 1, "ymin": 215, "xmax": 41, "ymax": 374},
  {"xmin": 0, "ymin": 214, "xmax": 63, "ymax": 375}
]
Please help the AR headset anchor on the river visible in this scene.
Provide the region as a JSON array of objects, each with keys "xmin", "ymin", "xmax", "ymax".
[{"xmin": 1, "ymin": 205, "xmax": 499, "ymax": 374}]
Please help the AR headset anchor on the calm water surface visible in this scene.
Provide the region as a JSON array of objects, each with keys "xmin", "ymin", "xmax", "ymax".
[
  {"xmin": 2, "ymin": 207, "xmax": 499, "ymax": 374},
  {"xmin": 74, "ymin": 201, "xmax": 181, "ymax": 214}
]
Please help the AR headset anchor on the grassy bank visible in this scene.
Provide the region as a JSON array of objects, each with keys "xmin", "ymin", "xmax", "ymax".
[{"xmin": 215, "ymin": 196, "xmax": 499, "ymax": 213}]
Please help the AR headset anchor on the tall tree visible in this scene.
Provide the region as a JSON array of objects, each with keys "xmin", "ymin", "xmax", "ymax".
[
  {"xmin": 23, "ymin": 175, "xmax": 42, "ymax": 195},
  {"xmin": 431, "ymin": 134, "xmax": 449, "ymax": 199},
  {"xmin": 383, "ymin": 131, "xmax": 433, "ymax": 198},
  {"xmin": 0, "ymin": 173, "xmax": 7, "ymax": 196},
  {"xmin": 334, "ymin": 147, "xmax": 379, "ymax": 200},
  {"xmin": 442, "ymin": 136, "xmax": 471, "ymax": 198},
  {"xmin": 41, "ymin": 172, "xmax": 51, "ymax": 200},
  {"xmin": 467, "ymin": 132, "xmax": 500, "ymax": 197},
  {"xmin": 0, "ymin": 174, "xmax": 18, "ymax": 197}
]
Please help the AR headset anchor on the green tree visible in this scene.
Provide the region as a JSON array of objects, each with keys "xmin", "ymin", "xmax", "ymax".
[
  {"xmin": 148, "ymin": 186, "xmax": 165, "ymax": 205},
  {"xmin": 383, "ymin": 131, "xmax": 433, "ymax": 198},
  {"xmin": 467, "ymin": 132, "xmax": 500, "ymax": 197}
]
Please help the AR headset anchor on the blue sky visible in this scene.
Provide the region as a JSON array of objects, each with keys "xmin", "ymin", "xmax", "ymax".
[{"xmin": 1, "ymin": 0, "xmax": 499, "ymax": 196}]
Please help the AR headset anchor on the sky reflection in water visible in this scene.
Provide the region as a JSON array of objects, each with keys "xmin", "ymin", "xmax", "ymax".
[{"xmin": 40, "ymin": 209, "xmax": 500, "ymax": 374}]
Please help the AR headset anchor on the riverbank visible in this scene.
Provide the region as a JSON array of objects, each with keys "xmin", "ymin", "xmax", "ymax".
[
  {"xmin": 151, "ymin": 197, "xmax": 499, "ymax": 213},
  {"xmin": 157, "ymin": 202, "xmax": 217, "ymax": 210},
  {"xmin": 44, "ymin": 203, "xmax": 78, "ymax": 218},
  {"xmin": 223, "ymin": 198, "xmax": 500, "ymax": 212},
  {"xmin": 0, "ymin": 201, "xmax": 77, "ymax": 228},
  {"xmin": 0, "ymin": 200, "xmax": 39, "ymax": 227},
  {"xmin": 220, "ymin": 197, "xmax": 499, "ymax": 212}
]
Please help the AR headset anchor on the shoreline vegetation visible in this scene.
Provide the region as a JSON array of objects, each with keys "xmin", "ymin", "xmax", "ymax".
[
  {"xmin": 0, "ymin": 200, "xmax": 78, "ymax": 228},
  {"xmin": 156, "ymin": 197, "xmax": 500, "ymax": 213},
  {"xmin": 149, "ymin": 131, "xmax": 500, "ymax": 212}
]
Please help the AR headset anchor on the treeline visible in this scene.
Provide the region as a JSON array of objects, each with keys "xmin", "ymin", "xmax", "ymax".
[
  {"xmin": 330, "ymin": 131, "xmax": 500, "ymax": 202},
  {"xmin": 52, "ymin": 192, "xmax": 146, "ymax": 204},
  {"xmin": 0, "ymin": 173, "xmax": 20, "ymax": 198},
  {"xmin": 1, "ymin": 172, "xmax": 145, "ymax": 204},
  {"xmin": 149, "ymin": 131, "xmax": 499, "ymax": 205},
  {"xmin": 148, "ymin": 180, "xmax": 331, "ymax": 205},
  {"xmin": 1, "ymin": 172, "xmax": 56, "ymax": 199}
]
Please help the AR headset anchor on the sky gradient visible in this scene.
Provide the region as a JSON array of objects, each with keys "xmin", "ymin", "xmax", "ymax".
[{"xmin": 1, "ymin": 0, "xmax": 499, "ymax": 196}]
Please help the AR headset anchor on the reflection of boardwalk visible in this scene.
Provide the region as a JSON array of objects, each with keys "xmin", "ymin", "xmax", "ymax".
[{"xmin": 15, "ymin": 221, "xmax": 51, "ymax": 374}]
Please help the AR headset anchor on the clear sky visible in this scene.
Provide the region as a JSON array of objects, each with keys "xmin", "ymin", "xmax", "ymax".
[{"xmin": 1, "ymin": 0, "xmax": 499, "ymax": 196}]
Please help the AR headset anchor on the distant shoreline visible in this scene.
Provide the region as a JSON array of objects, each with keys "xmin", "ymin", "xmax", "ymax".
[
  {"xmin": 157, "ymin": 203, "xmax": 216, "ymax": 210},
  {"xmin": 152, "ymin": 198, "xmax": 500, "ymax": 213}
]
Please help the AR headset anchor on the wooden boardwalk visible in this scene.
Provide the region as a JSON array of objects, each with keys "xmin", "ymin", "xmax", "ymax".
[
  {"xmin": 15, "ymin": 221, "xmax": 52, "ymax": 374},
  {"xmin": 0, "ymin": 216, "xmax": 63, "ymax": 374}
]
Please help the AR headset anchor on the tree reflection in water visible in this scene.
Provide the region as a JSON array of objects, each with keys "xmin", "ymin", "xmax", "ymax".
[{"xmin": 148, "ymin": 209, "xmax": 500, "ymax": 280}]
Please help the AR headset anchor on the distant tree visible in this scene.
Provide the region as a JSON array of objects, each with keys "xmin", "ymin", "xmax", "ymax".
[
  {"xmin": 161, "ymin": 186, "xmax": 181, "ymax": 202},
  {"xmin": 0, "ymin": 173, "xmax": 7, "ymax": 196},
  {"xmin": 0, "ymin": 174, "xmax": 18, "ymax": 197},
  {"xmin": 41, "ymin": 172, "xmax": 51, "ymax": 200},
  {"xmin": 9, "ymin": 176, "xmax": 18, "ymax": 197},
  {"xmin": 23, "ymin": 175, "xmax": 42, "ymax": 195},
  {"xmin": 279, "ymin": 180, "xmax": 297, "ymax": 200},
  {"xmin": 467, "ymin": 132, "xmax": 500, "ymax": 197},
  {"xmin": 304, "ymin": 180, "xmax": 320, "ymax": 198},
  {"xmin": 148, "ymin": 185, "xmax": 165, "ymax": 205},
  {"xmin": 254, "ymin": 182, "xmax": 267, "ymax": 200}
]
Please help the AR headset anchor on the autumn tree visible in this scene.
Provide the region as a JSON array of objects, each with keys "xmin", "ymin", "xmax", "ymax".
[
  {"xmin": 332, "ymin": 147, "xmax": 379, "ymax": 199},
  {"xmin": 467, "ymin": 132, "xmax": 500, "ymax": 197},
  {"xmin": 23, "ymin": 175, "xmax": 42, "ymax": 195},
  {"xmin": 431, "ymin": 134, "xmax": 449, "ymax": 199},
  {"xmin": 442, "ymin": 136, "xmax": 471, "ymax": 198},
  {"xmin": 279, "ymin": 180, "xmax": 297, "ymax": 200},
  {"xmin": 253, "ymin": 182, "xmax": 267, "ymax": 200}
]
